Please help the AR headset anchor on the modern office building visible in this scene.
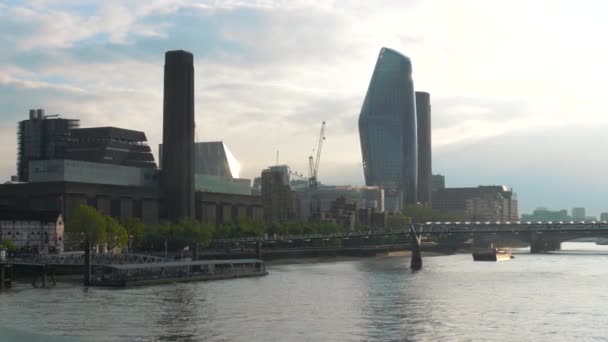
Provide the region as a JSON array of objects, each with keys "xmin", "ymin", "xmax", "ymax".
[
  {"xmin": 432, "ymin": 186, "xmax": 518, "ymax": 221},
  {"xmin": 601, "ymin": 212, "xmax": 608, "ymax": 222},
  {"xmin": 17, "ymin": 109, "xmax": 79, "ymax": 181},
  {"xmin": 66, "ymin": 127, "xmax": 156, "ymax": 169},
  {"xmin": 359, "ymin": 47, "xmax": 418, "ymax": 210},
  {"xmin": 161, "ymin": 50, "xmax": 195, "ymax": 221},
  {"xmin": 572, "ymin": 207, "xmax": 586, "ymax": 221},
  {"xmin": 261, "ymin": 165, "xmax": 300, "ymax": 224},
  {"xmin": 431, "ymin": 174, "xmax": 445, "ymax": 192},
  {"xmin": 416, "ymin": 91, "xmax": 431, "ymax": 206},
  {"xmin": 28, "ymin": 159, "xmax": 158, "ymax": 187}
]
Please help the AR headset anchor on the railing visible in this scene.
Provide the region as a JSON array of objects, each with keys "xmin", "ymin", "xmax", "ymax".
[
  {"xmin": 25, "ymin": 253, "xmax": 167, "ymax": 266},
  {"xmin": 211, "ymin": 222, "xmax": 608, "ymax": 245}
]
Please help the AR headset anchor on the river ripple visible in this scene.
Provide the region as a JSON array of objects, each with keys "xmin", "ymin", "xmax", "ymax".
[{"xmin": 2, "ymin": 242, "xmax": 608, "ymax": 341}]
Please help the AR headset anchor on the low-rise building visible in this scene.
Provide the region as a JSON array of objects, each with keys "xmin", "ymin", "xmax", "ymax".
[{"xmin": 0, "ymin": 210, "xmax": 64, "ymax": 253}]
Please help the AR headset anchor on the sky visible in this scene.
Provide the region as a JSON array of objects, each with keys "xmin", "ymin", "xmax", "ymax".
[{"xmin": 1, "ymin": 0, "xmax": 608, "ymax": 217}]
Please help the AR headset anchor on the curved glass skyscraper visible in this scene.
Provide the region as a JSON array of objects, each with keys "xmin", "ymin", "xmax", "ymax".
[{"xmin": 358, "ymin": 47, "xmax": 418, "ymax": 210}]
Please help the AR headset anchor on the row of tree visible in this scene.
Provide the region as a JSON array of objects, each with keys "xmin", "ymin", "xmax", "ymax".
[{"xmin": 65, "ymin": 204, "xmax": 457, "ymax": 252}]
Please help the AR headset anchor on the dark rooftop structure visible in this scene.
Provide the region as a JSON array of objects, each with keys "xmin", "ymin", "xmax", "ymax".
[{"xmin": 66, "ymin": 127, "xmax": 156, "ymax": 169}]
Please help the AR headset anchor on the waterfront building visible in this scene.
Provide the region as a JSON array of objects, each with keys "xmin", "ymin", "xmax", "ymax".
[
  {"xmin": 161, "ymin": 50, "xmax": 195, "ymax": 221},
  {"xmin": 0, "ymin": 210, "xmax": 64, "ymax": 253},
  {"xmin": 601, "ymin": 212, "xmax": 608, "ymax": 221},
  {"xmin": 297, "ymin": 185, "xmax": 384, "ymax": 221},
  {"xmin": 0, "ymin": 50, "xmax": 264, "ymax": 229},
  {"xmin": 416, "ymin": 91, "xmax": 432, "ymax": 206},
  {"xmin": 359, "ymin": 47, "xmax": 418, "ymax": 210},
  {"xmin": 0, "ymin": 181, "xmax": 262, "ymax": 227},
  {"xmin": 432, "ymin": 174, "xmax": 445, "ymax": 192},
  {"xmin": 261, "ymin": 165, "xmax": 300, "ymax": 224},
  {"xmin": 17, "ymin": 109, "xmax": 79, "ymax": 182},
  {"xmin": 432, "ymin": 186, "xmax": 518, "ymax": 221},
  {"xmin": 572, "ymin": 207, "xmax": 586, "ymax": 221},
  {"xmin": 312, "ymin": 196, "xmax": 388, "ymax": 231},
  {"xmin": 521, "ymin": 207, "xmax": 571, "ymax": 222}
]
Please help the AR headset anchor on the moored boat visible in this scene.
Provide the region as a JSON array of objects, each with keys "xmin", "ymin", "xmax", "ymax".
[
  {"xmin": 472, "ymin": 248, "xmax": 512, "ymax": 262},
  {"xmin": 90, "ymin": 259, "xmax": 267, "ymax": 287}
]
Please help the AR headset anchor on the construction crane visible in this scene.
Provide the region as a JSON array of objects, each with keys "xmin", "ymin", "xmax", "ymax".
[{"xmin": 308, "ymin": 121, "xmax": 326, "ymax": 189}]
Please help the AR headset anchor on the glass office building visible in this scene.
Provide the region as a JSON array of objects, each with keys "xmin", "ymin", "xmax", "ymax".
[
  {"xmin": 358, "ymin": 47, "xmax": 418, "ymax": 210},
  {"xmin": 28, "ymin": 159, "xmax": 158, "ymax": 187}
]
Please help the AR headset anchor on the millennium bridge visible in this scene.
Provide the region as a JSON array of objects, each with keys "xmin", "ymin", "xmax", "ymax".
[{"xmin": 211, "ymin": 221, "xmax": 608, "ymax": 254}]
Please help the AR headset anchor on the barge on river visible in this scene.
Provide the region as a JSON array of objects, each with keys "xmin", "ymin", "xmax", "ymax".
[
  {"xmin": 472, "ymin": 248, "xmax": 513, "ymax": 262},
  {"xmin": 90, "ymin": 259, "xmax": 267, "ymax": 287}
]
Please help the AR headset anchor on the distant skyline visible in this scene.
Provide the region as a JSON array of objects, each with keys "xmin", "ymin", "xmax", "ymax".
[{"xmin": 2, "ymin": 1, "xmax": 608, "ymax": 216}]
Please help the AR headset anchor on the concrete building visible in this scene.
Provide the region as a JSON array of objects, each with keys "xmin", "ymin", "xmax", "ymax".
[
  {"xmin": 432, "ymin": 186, "xmax": 518, "ymax": 221},
  {"xmin": 359, "ymin": 47, "xmax": 418, "ymax": 210},
  {"xmin": 572, "ymin": 207, "xmax": 586, "ymax": 221},
  {"xmin": 261, "ymin": 166, "xmax": 300, "ymax": 224},
  {"xmin": 0, "ymin": 210, "xmax": 64, "ymax": 253},
  {"xmin": 161, "ymin": 50, "xmax": 195, "ymax": 221},
  {"xmin": 600, "ymin": 212, "xmax": 608, "ymax": 222},
  {"xmin": 415, "ymin": 91, "xmax": 431, "ymax": 206},
  {"xmin": 431, "ymin": 174, "xmax": 445, "ymax": 192},
  {"xmin": 17, "ymin": 109, "xmax": 79, "ymax": 181}
]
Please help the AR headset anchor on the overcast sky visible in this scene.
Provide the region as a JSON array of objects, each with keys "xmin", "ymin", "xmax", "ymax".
[{"xmin": 1, "ymin": 0, "xmax": 608, "ymax": 216}]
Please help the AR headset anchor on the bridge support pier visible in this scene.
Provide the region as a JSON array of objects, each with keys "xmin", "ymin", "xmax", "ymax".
[
  {"xmin": 84, "ymin": 240, "xmax": 91, "ymax": 286},
  {"xmin": 256, "ymin": 241, "xmax": 263, "ymax": 260},
  {"xmin": 410, "ymin": 225, "xmax": 422, "ymax": 271},
  {"xmin": 530, "ymin": 240, "xmax": 561, "ymax": 254}
]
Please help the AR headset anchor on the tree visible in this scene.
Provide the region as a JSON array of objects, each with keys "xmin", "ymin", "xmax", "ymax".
[
  {"xmin": 66, "ymin": 205, "xmax": 106, "ymax": 245},
  {"xmin": 142, "ymin": 222, "xmax": 171, "ymax": 251},
  {"xmin": 0, "ymin": 240, "xmax": 17, "ymax": 251},
  {"xmin": 317, "ymin": 221, "xmax": 341, "ymax": 234},
  {"xmin": 123, "ymin": 218, "xmax": 145, "ymax": 248},
  {"xmin": 105, "ymin": 216, "xmax": 128, "ymax": 250},
  {"xmin": 402, "ymin": 204, "xmax": 459, "ymax": 223},
  {"xmin": 233, "ymin": 218, "xmax": 265, "ymax": 237},
  {"xmin": 387, "ymin": 213, "xmax": 413, "ymax": 229}
]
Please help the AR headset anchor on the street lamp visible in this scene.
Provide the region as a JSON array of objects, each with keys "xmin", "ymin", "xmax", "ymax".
[{"xmin": 128, "ymin": 235, "xmax": 133, "ymax": 254}]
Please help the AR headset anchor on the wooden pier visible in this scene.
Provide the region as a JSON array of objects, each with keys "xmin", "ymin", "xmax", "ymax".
[{"xmin": 0, "ymin": 263, "xmax": 13, "ymax": 289}]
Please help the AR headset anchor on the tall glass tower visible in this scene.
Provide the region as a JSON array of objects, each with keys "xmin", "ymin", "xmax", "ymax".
[{"xmin": 358, "ymin": 47, "xmax": 418, "ymax": 210}]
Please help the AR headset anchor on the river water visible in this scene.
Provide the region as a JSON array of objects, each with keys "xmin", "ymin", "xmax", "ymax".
[{"xmin": 2, "ymin": 242, "xmax": 608, "ymax": 341}]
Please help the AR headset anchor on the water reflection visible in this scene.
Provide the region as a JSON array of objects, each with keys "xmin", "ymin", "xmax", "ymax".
[{"xmin": 1, "ymin": 243, "xmax": 608, "ymax": 341}]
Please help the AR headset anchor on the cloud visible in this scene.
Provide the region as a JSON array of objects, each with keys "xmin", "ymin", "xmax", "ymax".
[{"xmin": 1, "ymin": 0, "xmax": 608, "ymax": 216}]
